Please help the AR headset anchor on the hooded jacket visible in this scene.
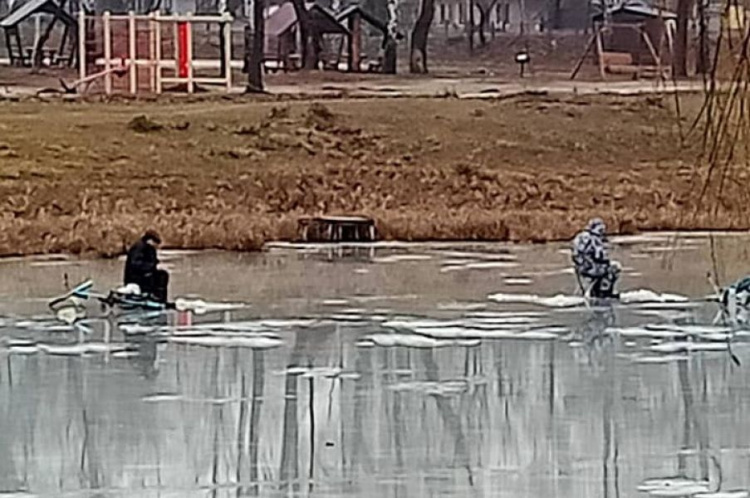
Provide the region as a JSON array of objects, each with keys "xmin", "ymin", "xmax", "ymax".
[
  {"xmin": 572, "ymin": 220, "xmax": 611, "ymax": 277},
  {"xmin": 124, "ymin": 237, "xmax": 158, "ymax": 286}
]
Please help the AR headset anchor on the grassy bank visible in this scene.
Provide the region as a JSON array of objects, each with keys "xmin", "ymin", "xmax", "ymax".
[{"xmin": 0, "ymin": 93, "xmax": 738, "ymax": 257}]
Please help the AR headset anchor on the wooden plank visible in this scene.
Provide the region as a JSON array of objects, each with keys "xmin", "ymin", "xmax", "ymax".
[
  {"xmin": 570, "ymin": 33, "xmax": 597, "ymax": 80},
  {"xmin": 606, "ymin": 64, "xmax": 640, "ymax": 75},
  {"xmin": 222, "ymin": 20, "xmax": 232, "ymax": 91},
  {"xmin": 595, "ymin": 28, "xmax": 606, "ymax": 79},
  {"xmin": 103, "ymin": 11, "xmax": 112, "ymax": 94},
  {"xmin": 297, "ymin": 216, "xmax": 376, "ymax": 242},
  {"xmin": 601, "ymin": 51, "xmax": 633, "ymax": 66},
  {"xmin": 640, "ymin": 28, "xmax": 662, "ymax": 78},
  {"xmin": 128, "ymin": 11, "xmax": 137, "ymax": 94},
  {"xmin": 351, "ymin": 12, "xmax": 361, "ymax": 72},
  {"xmin": 186, "ymin": 14, "xmax": 193, "ymax": 94}
]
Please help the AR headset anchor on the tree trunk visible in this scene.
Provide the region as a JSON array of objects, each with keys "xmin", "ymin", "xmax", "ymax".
[
  {"xmin": 245, "ymin": 0, "xmax": 264, "ymax": 92},
  {"xmin": 477, "ymin": 7, "xmax": 487, "ymax": 46},
  {"xmin": 410, "ymin": 0, "xmax": 434, "ymax": 73},
  {"xmin": 226, "ymin": 0, "xmax": 242, "ymax": 16},
  {"xmin": 383, "ymin": 0, "xmax": 398, "ymax": 73},
  {"xmin": 468, "ymin": 0, "xmax": 474, "ymax": 53},
  {"xmin": 550, "ymin": 0, "xmax": 561, "ymax": 30},
  {"xmin": 310, "ymin": 28, "xmax": 322, "ymax": 68},
  {"xmin": 33, "ymin": 0, "xmax": 68, "ymax": 69},
  {"xmin": 674, "ymin": 0, "xmax": 693, "ymax": 77},
  {"xmin": 290, "ymin": 0, "xmax": 315, "ymax": 69},
  {"xmin": 696, "ymin": 0, "xmax": 709, "ymax": 74},
  {"xmin": 383, "ymin": 37, "xmax": 397, "ymax": 73}
]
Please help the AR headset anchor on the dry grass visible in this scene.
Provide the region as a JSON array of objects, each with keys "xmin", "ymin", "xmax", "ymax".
[{"xmin": 0, "ymin": 93, "xmax": 726, "ymax": 257}]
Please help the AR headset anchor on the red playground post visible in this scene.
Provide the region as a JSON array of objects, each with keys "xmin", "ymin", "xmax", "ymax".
[{"xmin": 177, "ymin": 21, "xmax": 189, "ymax": 78}]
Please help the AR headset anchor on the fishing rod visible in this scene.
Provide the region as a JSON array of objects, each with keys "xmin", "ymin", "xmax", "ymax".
[{"xmin": 49, "ymin": 279, "xmax": 220, "ymax": 317}]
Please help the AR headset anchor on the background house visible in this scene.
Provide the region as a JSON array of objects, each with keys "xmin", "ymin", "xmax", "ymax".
[{"xmin": 428, "ymin": 0, "xmax": 591, "ymax": 39}]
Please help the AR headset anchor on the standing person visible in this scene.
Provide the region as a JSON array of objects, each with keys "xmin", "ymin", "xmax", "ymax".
[
  {"xmin": 124, "ymin": 230, "xmax": 169, "ymax": 303},
  {"xmin": 571, "ymin": 218, "xmax": 621, "ymax": 299}
]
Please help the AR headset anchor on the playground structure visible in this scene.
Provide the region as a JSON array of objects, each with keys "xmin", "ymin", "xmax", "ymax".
[{"xmin": 76, "ymin": 10, "xmax": 233, "ymax": 95}]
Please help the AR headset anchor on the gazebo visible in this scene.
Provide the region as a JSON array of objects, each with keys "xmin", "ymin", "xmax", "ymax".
[
  {"xmin": 0, "ymin": 0, "xmax": 76, "ymax": 66},
  {"xmin": 336, "ymin": 5, "xmax": 390, "ymax": 72},
  {"xmin": 263, "ymin": 2, "xmax": 349, "ymax": 71}
]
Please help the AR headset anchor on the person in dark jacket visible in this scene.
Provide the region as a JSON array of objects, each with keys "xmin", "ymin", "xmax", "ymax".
[{"xmin": 124, "ymin": 230, "xmax": 169, "ymax": 302}]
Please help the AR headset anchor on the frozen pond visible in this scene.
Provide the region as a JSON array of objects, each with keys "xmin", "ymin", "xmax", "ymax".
[{"xmin": 2, "ymin": 233, "xmax": 750, "ymax": 497}]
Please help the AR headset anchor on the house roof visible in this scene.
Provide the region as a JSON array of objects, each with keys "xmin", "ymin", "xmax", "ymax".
[
  {"xmin": 0, "ymin": 0, "xmax": 76, "ymax": 28},
  {"xmin": 592, "ymin": 1, "xmax": 677, "ymax": 22},
  {"xmin": 308, "ymin": 4, "xmax": 348, "ymax": 35},
  {"xmin": 336, "ymin": 5, "xmax": 387, "ymax": 33},
  {"xmin": 265, "ymin": 1, "xmax": 296, "ymax": 37},
  {"xmin": 265, "ymin": 1, "xmax": 348, "ymax": 37}
]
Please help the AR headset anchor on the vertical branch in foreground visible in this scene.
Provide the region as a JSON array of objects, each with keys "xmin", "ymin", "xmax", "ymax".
[{"xmin": 681, "ymin": 0, "xmax": 750, "ymax": 227}]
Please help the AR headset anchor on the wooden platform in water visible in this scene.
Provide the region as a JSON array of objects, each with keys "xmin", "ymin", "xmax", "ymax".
[{"xmin": 298, "ymin": 215, "xmax": 377, "ymax": 242}]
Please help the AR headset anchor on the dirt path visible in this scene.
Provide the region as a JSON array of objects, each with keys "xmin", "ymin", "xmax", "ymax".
[
  {"xmin": 265, "ymin": 78, "xmax": 705, "ymax": 98},
  {"xmin": 0, "ymin": 62, "xmax": 704, "ymax": 100},
  {"xmin": 0, "ymin": 75, "xmax": 704, "ymax": 100}
]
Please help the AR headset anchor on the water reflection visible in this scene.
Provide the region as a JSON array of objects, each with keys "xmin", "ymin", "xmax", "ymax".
[{"xmin": 1, "ymin": 237, "xmax": 750, "ymax": 496}]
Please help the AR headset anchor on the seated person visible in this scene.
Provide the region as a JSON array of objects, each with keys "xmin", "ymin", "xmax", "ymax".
[
  {"xmin": 124, "ymin": 230, "xmax": 169, "ymax": 303},
  {"xmin": 720, "ymin": 275, "xmax": 750, "ymax": 308},
  {"xmin": 571, "ymin": 218, "xmax": 621, "ymax": 299}
]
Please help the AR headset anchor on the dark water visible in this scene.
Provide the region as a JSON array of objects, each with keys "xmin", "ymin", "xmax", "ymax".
[{"xmin": 1, "ymin": 233, "xmax": 750, "ymax": 497}]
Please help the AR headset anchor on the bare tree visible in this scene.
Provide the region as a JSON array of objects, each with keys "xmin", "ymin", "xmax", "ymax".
[
  {"xmin": 33, "ymin": 0, "xmax": 68, "ymax": 69},
  {"xmin": 474, "ymin": 0, "xmax": 498, "ymax": 46},
  {"xmin": 696, "ymin": 0, "xmax": 709, "ymax": 74},
  {"xmin": 410, "ymin": 0, "xmax": 435, "ymax": 73},
  {"xmin": 682, "ymin": 0, "xmax": 750, "ymax": 223},
  {"xmin": 469, "ymin": 0, "xmax": 475, "ymax": 52},
  {"xmin": 245, "ymin": 0, "xmax": 264, "ymax": 92},
  {"xmin": 549, "ymin": 0, "xmax": 562, "ymax": 30},
  {"xmin": 290, "ymin": 0, "xmax": 322, "ymax": 69},
  {"xmin": 383, "ymin": 0, "xmax": 399, "ymax": 73},
  {"xmin": 673, "ymin": 0, "xmax": 693, "ymax": 77}
]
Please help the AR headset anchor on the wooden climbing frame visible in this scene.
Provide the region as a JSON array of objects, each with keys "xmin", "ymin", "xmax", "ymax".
[{"xmin": 77, "ymin": 10, "xmax": 233, "ymax": 95}]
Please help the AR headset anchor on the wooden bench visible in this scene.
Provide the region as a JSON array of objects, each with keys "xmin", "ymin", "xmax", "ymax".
[
  {"xmin": 298, "ymin": 216, "xmax": 377, "ymax": 242},
  {"xmin": 601, "ymin": 51, "xmax": 633, "ymax": 70},
  {"xmin": 54, "ymin": 54, "xmax": 72, "ymax": 66}
]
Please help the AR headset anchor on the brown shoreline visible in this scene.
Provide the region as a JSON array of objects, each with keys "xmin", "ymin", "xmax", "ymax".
[{"xmin": 0, "ymin": 93, "xmax": 741, "ymax": 258}]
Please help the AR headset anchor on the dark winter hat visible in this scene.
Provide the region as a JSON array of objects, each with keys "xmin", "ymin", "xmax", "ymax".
[
  {"xmin": 587, "ymin": 218, "xmax": 606, "ymax": 237},
  {"xmin": 142, "ymin": 230, "xmax": 162, "ymax": 244}
]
